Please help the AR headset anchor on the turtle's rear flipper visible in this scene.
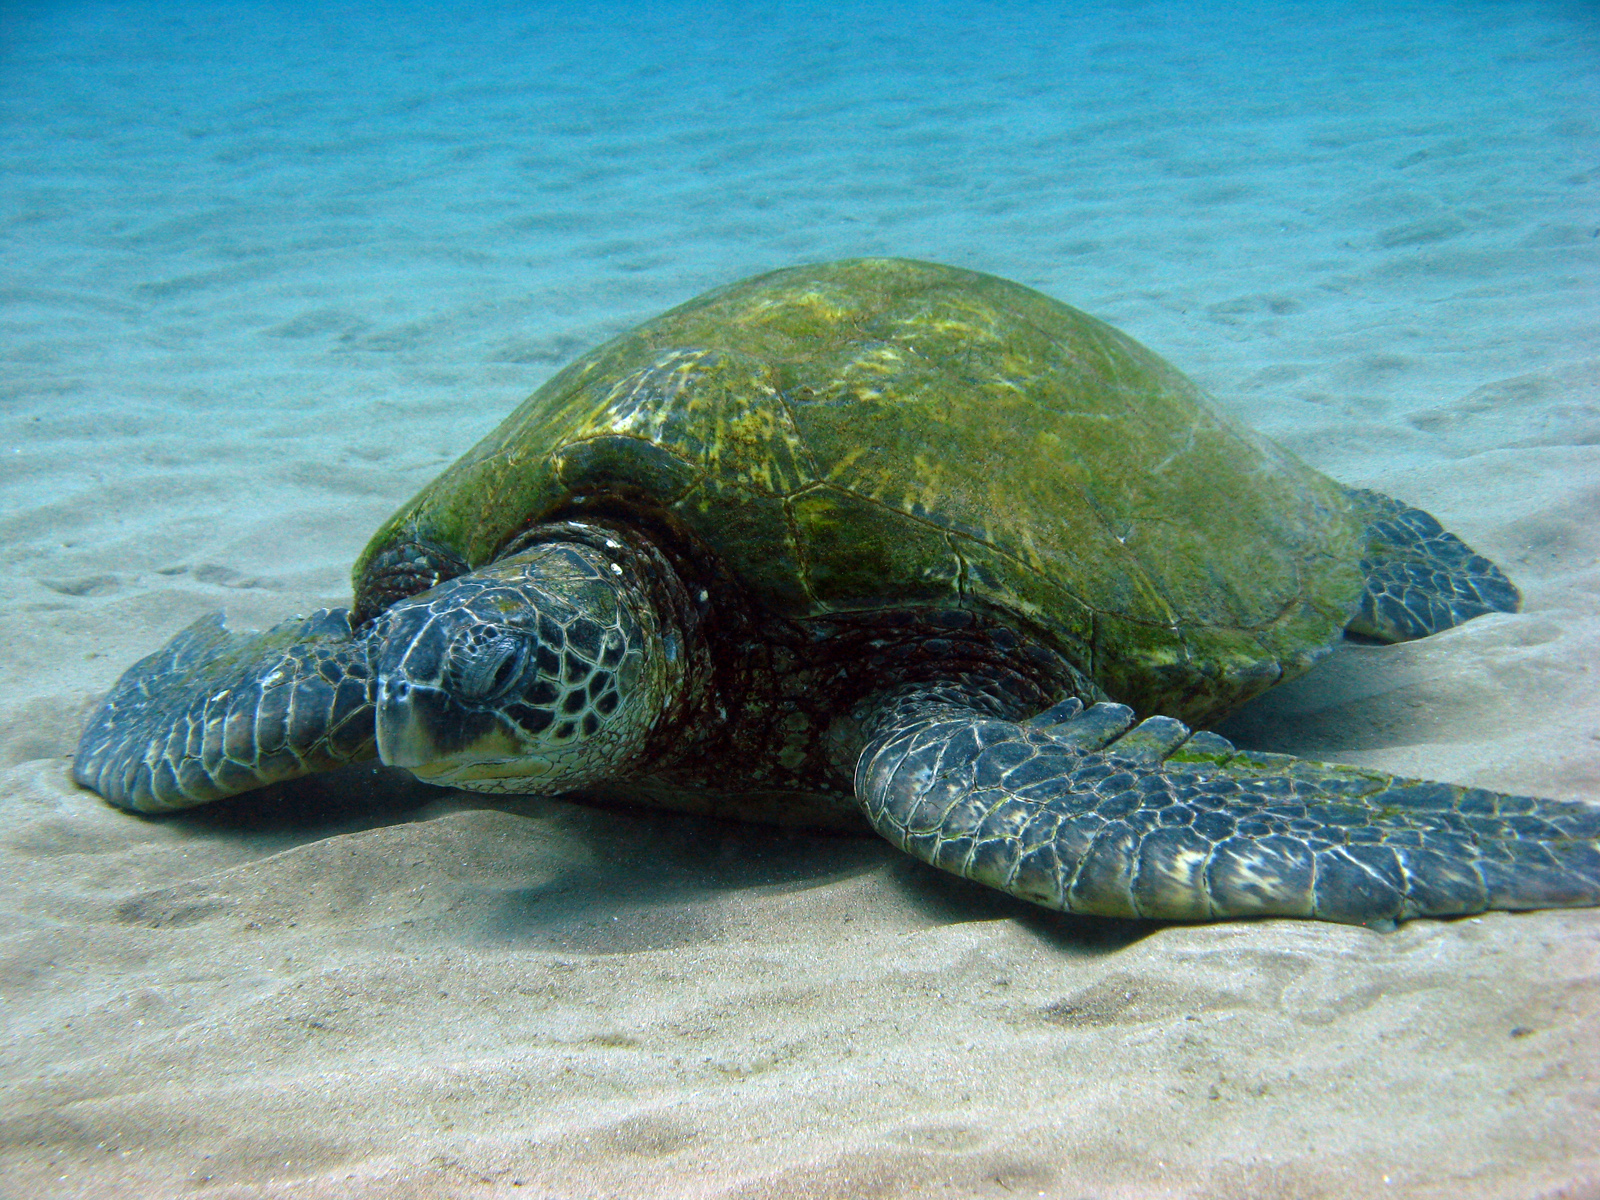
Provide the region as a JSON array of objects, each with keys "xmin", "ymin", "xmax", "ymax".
[
  {"xmin": 1345, "ymin": 487, "xmax": 1520, "ymax": 642},
  {"xmin": 855, "ymin": 696, "xmax": 1600, "ymax": 925},
  {"xmin": 74, "ymin": 609, "xmax": 376, "ymax": 814}
]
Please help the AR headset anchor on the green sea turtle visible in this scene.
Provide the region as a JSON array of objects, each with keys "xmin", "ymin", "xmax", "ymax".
[{"xmin": 75, "ymin": 258, "xmax": 1599, "ymax": 925}]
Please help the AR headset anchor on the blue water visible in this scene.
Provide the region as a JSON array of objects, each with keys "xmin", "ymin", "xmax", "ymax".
[
  {"xmin": 3, "ymin": 1, "xmax": 1594, "ymax": 578},
  {"xmin": 5, "ymin": 1, "xmax": 1592, "ymax": 345}
]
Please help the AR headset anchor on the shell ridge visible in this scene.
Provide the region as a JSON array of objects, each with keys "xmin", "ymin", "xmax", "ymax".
[{"xmin": 353, "ymin": 259, "xmax": 1365, "ymax": 726}]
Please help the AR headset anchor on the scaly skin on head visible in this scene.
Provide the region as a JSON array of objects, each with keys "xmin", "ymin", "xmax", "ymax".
[{"xmin": 370, "ymin": 521, "xmax": 704, "ymax": 795}]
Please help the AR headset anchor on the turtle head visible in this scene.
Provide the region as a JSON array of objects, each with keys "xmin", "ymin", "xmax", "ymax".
[{"xmin": 369, "ymin": 537, "xmax": 680, "ymax": 794}]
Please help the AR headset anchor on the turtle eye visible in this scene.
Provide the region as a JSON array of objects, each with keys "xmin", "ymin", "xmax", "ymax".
[{"xmin": 454, "ymin": 632, "xmax": 528, "ymax": 706}]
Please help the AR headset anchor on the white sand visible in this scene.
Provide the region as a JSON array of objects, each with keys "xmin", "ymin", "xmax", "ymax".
[{"xmin": 2, "ymin": 2, "xmax": 1597, "ymax": 1196}]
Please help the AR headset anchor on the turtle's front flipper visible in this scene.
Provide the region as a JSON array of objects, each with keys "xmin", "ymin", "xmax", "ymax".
[
  {"xmin": 854, "ymin": 693, "xmax": 1600, "ymax": 925},
  {"xmin": 74, "ymin": 610, "xmax": 376, "ymax": 814},
  {"xmin": 1345, "ymin": 487, "xmax": 1520, "ymax": 642}
]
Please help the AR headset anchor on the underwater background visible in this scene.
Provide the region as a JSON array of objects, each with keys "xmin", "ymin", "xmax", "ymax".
[{"xmin": 2, "ymin": 2, "xmax": 1597, "ymax": 1196}]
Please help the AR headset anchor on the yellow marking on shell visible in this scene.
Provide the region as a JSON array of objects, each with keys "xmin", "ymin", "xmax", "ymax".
[
  {"xmin": 741, "ymin": 288, "xmax": 855, "ymax": 328},
  {"xmin": 710, "ymin": 380, "xmax": 808, "ymax": 494},
  {"xmin": 991, "ymin": 364, "xmax": 1031, "ymax": 395},
  {"xmin": 926, "ymin": 316, "xmax": 997, "ymax": 341},
  {"xmin": 824, "ymin": 445, "xmax": 868, "ymax": 483},
  {"xmin": 1138, "ymin": 646, "xmax": 1185, "ymax": 668},
  {"xmin": 849, "ymin": 345, "xmax": 905, "ymax": 375},
  {"xmin": 589, "ymin": 347, "xmax": 814, "ymax": 497}
]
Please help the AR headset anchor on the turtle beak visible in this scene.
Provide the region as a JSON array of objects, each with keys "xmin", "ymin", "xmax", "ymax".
[
  {"xmin": 375, "ymin": 670, "xmax": 530, "ymax": 781},
  {"xmin": 374, "ymin": 676, "xmax": 439, "ymax": 769},
  {"xmin": 370, "ymin": 592, "xmax": 537, "ymax": 782}
]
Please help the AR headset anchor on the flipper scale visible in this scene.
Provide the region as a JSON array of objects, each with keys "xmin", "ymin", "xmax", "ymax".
[
  {"xmin": 1345, "ymin": 488, "xmax": 1521, "ymax": 641},
  {"xmin": 856, "ymin": 698, "xmax": 1600, "ymax": 925},
  {"xmin": 73, "ymin": 610, "xmax": 377, "ymax": 813}
]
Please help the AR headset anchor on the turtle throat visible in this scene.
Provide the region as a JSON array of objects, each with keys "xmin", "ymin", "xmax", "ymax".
[{"xmin": 370, "ymin": 523, "xmax": 701, "ymax": 794}]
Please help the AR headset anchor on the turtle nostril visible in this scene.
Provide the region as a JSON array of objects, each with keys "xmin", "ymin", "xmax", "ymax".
[{"xmin": 383, "ymin": 679, "xmax": 411, "ymax": 702}]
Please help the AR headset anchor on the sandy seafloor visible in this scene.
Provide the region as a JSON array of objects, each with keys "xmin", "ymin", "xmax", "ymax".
[{"xmin": 2, "ymin": 1, "xmax": 1598, "ymax": 1196}]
